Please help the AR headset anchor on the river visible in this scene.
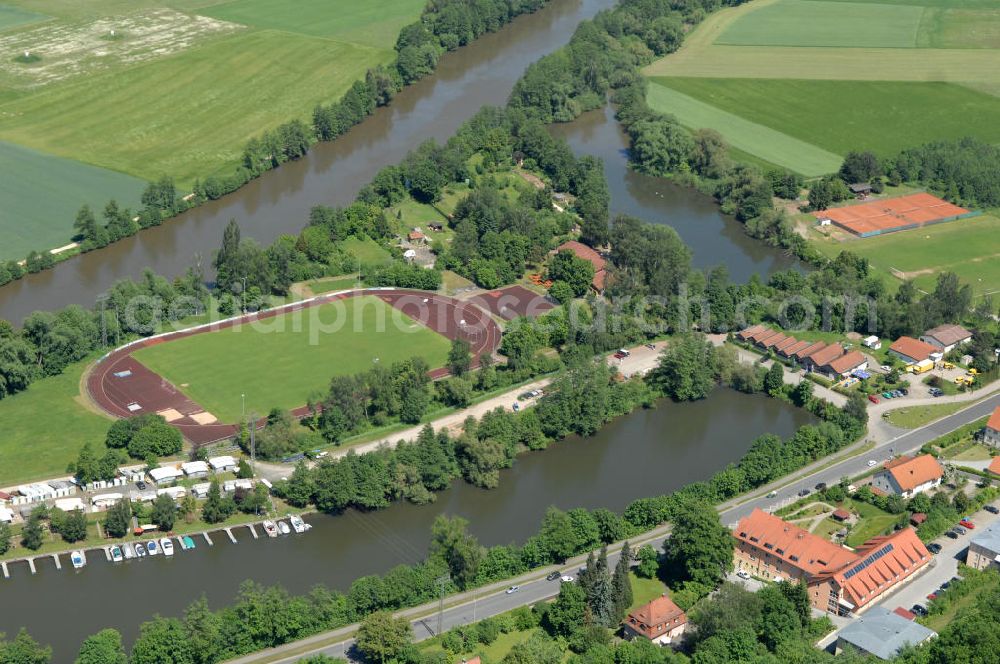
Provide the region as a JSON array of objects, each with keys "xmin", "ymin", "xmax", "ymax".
[
  {"xmin": 0, "ymin": 390, "xmax": 812, "ymax": 658},
  {"xmin": 0, "ymin": 0, "xmax": 796, "ymax": 324}
]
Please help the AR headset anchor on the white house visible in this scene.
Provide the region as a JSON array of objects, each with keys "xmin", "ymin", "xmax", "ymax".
[
  {"xmin": 0, "ymin": 507, "xmax": 14, "ymax": 524},
  {"xmin": 208, "ymin": 455, "xmax": 238, "ymax": 473},
  {"xmin": 91, "ymin": 493, "xmax": 123, "ymax": 509},
  {"xmin": 17, "ymin": 483, "xmax": 55, "ymax": 503},
  {"xmin": 54, "ymin": 497, "xmax": 86, "ymax": 512},
  {"xmin": 888, "ymin": 337, "xmax": 941, "ymax": 365},
  {"xmin": 148, "ymin": 466, "xmax": 184, "ymax": 485},
  {"xmin": 181, "ymin": 461, "xmax": 210, "ymax": 478},
  {"xmin": 984, "ymin": 407, "xmax": 1000, "ymax": 448},
  {"xmin": 156, "ymin": 486, "xmax": 187, "ymax": 500},
  {"xmin": 862, "ymin": 335, "xmax": 881, "ymax": 349},
  {"xmin": 872, "ymin": 455, "xmax": 943, "ymax": 498},
  {"xmin": 191, "ymin": 482, "xmax": 212, "ymax": 498},
  {"xmin": 920, "ymin": 324, "xmax": 973, "ymax": 353}
]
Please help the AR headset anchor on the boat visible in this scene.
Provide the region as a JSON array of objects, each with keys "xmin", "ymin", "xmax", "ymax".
[
  {"xmin": 147, "ymin": 540, "xmax": 159, "ymax": 556},
  {"xmin": 289, "ymin": 514, "xmax": 307, "ymax": 534},
  {"xmin": 70, "ymin": 550, "xmax": 86, "ymax": 569},
  {"xmin": 160, "ymin": 538, "xmax": 174, "ymax": 557},
  {"xmin": 135, "ymin": 542, "xmax": 147, "ymax": 558},
  {"xmin": 182, "ymin": 535, "xmax": 196, "ymax": 550},
  {"xmin": 277, "ymin": 520, "xmax": 291, "ymax": 535},
  {"xmin": 262, "ymin": 520, "xmax": 278, "ymax": 538},
  {"xmin": 110, "ymin": 545, "xmax": 124, "ymax": 563}
]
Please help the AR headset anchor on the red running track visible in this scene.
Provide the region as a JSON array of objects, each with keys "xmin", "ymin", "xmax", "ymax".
[{"xmin": 86, "ymin": 289, "xmax": 502, "ymax": 446}]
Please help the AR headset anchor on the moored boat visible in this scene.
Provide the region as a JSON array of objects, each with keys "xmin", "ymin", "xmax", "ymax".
[
  {"xmin": 123, "ymin": 543, "xmax": 135, "ymax": 560},
  {"xmin": 160, "ymin": 538, "xmax": 174, "ymax": 557},
  {"xmin": 135, "ymin": 542, "xmax": 147, "ymax": 558},
  {"xmin": 289, "ymin": 514, "xmax": 306, "ymax": 534},
  {"xmin": 277, "ymin": 520, "xmax": 291, "ymax": 535},
  {"xmin": 70, "ymin": 550, "xmax": 86, "ymax": 569},
  {"xmin": 182, "ymin": 535, "xmax": 196, "ymax": 550},
  {"xmin": 110, "ymin": 545, "xmax": 123, "ymax": 563},
  {"xmin": 147, "ymin": 540, "xmax": 159, "ymax": 556},
  {"xmin": 262, "ymin": 520, "xmax": 278, "ymax": 538}
]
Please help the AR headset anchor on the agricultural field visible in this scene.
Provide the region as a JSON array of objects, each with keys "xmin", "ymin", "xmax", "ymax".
[
  {"xmin": 0, "ymin": 0, "xmax": 424, "ymax": 251},
  {"xmin": 642, "ymin": 0, "xmax": 1000, "ymax": 173},
  {"xmin": 0, "ymin": 140, "xmax": 143, "ymax": 260},
  {"xmin": 809, "ymin": 213, "xmax": 1000, "ymax": 296},
  {"xmin": 132, "ymin": 295, "xmax": 452, "ymax": 422}
]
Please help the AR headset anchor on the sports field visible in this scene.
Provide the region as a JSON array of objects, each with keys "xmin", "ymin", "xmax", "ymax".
[
  {"xmin": 810, "ymin": 214, "xmax": 1000, "ymax": 296},
  {"xmin": 0, "ymin": 140, "xmax": 144, "ymax": 260},
  {"xmin": 132, "ymin": 295, "xmax": 452, "ymax": 422}
]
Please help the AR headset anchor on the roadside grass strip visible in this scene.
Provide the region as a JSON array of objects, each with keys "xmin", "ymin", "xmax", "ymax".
[
  {"xmin": 716, "ymin": 0, "xmax": 925, "ymax": 48},
  {"xmin": 646, "ymin": 80, "xmax": 842, "ymax": 176}
]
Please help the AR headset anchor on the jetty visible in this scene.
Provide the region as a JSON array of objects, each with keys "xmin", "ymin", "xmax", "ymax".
[
  {"xmin": 203, "ymin": 531, "xmax": 214, "ymax": 546},
  {"xmin": 248, "ymin": 523, "xmax": 259, "ymax": 539},
  {"xmin": 224, "ymin": 527, "xmax": 237, "ymax": 544},
  {"xmin": 2, "ymin": 561, "xmax": 9, "ymax": 579},
  {"xmin": 51, "ymin": 554, "xmax": 61, "ymax": 570},
  {"xmin": 27, "ymin": 558, "xmax": 36, "ymax": 575}
]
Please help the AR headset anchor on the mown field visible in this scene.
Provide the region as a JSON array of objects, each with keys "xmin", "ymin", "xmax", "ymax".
[
  {"xmin": 0, "ymin": 3, "xmax": 46, "ymax": 30},
  {"xmin": 132, "ymin": 296, "xmax": 452, "ymax": 422},
  {"xmin": 0, "ymin": 140, "xmax": 144, "ymax": 260},
  {"xmin": 810, "ymin": 214, "xmax": 1000, "ymax": 296},
  {"xmin": 0, "ymin": 356, "xmax": 111, "ymax": 487},
  {"xmin": 651, "ymin": 77, "xmax": 1000, "ymax": 157}
]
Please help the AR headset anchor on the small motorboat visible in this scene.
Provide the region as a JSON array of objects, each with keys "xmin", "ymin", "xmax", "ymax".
[
  {"xmin": 182, "ymin": 535, "xmax": 196, "ymax": 550},
  {"xmin": 277, "ymin": 520, "xmax": 291, "ymax": 536},
  {"xmin": 263, "ymin": 520, "xmax": 278, "ymax": 538},
  {"xmin": 289, "ymin": 514, "xmax": 306, "ymax": 534},
  {"xmin": 160, "ymin": 537, "xmax": 174, "ymax": 557},
  {"xmin": 123, "ymin": 543, "xmax": 135, "ymax": 560},
  {"xmin": 135, "ymin": 542, "xmax": 147, "ymax": 558},
  {"xmin": 147, "ymin": 540, "xmax": 159, "ymax": 556},
  {"xmin": 71, "ymin": 550, "xmax": 86, "ymax": 569},
  {"xmin": 110, "ymin": 545, "xmax": 124, "ymax": 563}
]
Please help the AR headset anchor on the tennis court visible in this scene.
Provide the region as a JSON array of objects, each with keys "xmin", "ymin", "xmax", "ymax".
[{"xmin": 812, "ymin": 193, "xmax": 974, "ymax": 237}]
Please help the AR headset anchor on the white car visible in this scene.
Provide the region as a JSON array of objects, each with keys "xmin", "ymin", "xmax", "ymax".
[
  {"xmin": 560, "ymin": 575, "xmax": 574, "ymax": 583},
  {"xmin": 736, "ymin": 570, "xmax": 751, "ymax": 580},
  {"xmin": 867, "ymin": 459, "xmax": 877, "ymax": 467},
  {"xmin": 767, "ymin": 490, "xmax": 778, "ymax": 498},
  {"xmin": 505, "ymin": 585, "xmax": 520, "ymax": 594}
]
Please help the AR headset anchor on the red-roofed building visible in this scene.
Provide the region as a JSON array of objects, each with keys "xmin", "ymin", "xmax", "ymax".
[
  {"xmin": 987, "ymin": 457, "xmax": 1000, "ymax": 476},
  {"xmin": 910, "ymin": 513, "xmax": 927, "ymax": 526},
  {"xmin": 984, "ymin": 407, "xmax": 1000, "ymax": 448},
  {"xmin": 832, "ymin": 509, "xmax": 851, "ymax": 522},
  {"xmin": 792, "ymin": 341, "xmax": 827, "ymax": 363},
  {"xmin": 872, "ymin": 455, "xmax": 943, "ymax": 498},
  {"xmin": 762, "ymin": 332, "xmax": 790, "ymax": 352},
  {"xmin": 623, "ymin": 595, "xmax": 687, "ymax": 645},
  {"xmin": 781, "ymin": 339, "xmax": 812, "ymax": 359},
  {"xmin": 888, "ymin": 337, "xmax": 941, "ymax": 365},
  {"xmin": 734, "ymin": 509, "xmax": 931, "ymax": 616},
  {"xmin": 735, "ymin": 324, "xmax": 767, "ymax": 342},
  {"xmin": 804, "ymin": 344, "xmax": 845, "ymax": 372},
  {"xmin": 819, "ymin": 350, "xmax": 869, "ymax": 379},
  {"xmin": 893, "ymin": 607, "xmax": 916, "ymax": 621},
  {"xmin": 553, "ymin": 240, "xmax": 607, "ymax": 294}
]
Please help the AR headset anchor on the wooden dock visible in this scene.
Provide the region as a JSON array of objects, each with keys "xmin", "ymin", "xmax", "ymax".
[
  {"xmin": 224, "ymin": 527, "xmax": 237, "ymax": 544},
  {"xmin": 27, "ymin": 558, "xmax": 36, "ymax": 575},
  {"xmin": 202, "ymin": 531, "xmax": 214, "ymax": 546},
  {"xmin": 1, "ymin": 561, "xmax": 9, "ymax": 579},
  {"xmin": 51, "ymin": 554, "xmax": 61, "ymax": 570},
  {"xmin": 248, "ymin": 523, "xmax": 259, "ymax": 540}
]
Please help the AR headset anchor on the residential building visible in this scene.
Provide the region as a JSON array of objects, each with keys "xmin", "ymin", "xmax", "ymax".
[
  {"xmin": 872, "ymin": 455, "xmax": 943, "ymax": 498},
  {"xmin": 804, "ymin": 344, "xmax": 845, "ymax": 373},
  {"xmin": 888, "ymin": 337, "xmax": 941, "ymax": 365},
  {"xmin": 862, "ymin": 335, "xmax": 881, "ymax": 349},
  {"xmin": 987, "ymin": 457, "xmax": 1000, "ymax": 477},
  {"xmin": 819, "ymin": 350, "xmax": 868, "ymax": 379},
  {"xmin": 209, "ymin": 455, "xmax": 238, "ymax": 473},
  {"xmin": 0, "ymin": 507, "xmax": 14, "ymax": 524},
  {"xmin": 984, "ymin": 407, "xmax": 1000, "ymax": 448},
  {"xmin": 735, "ymin": 324, "xmax": 767, "ymax": 342},
  {"xmin": 919, "ymin": 324, "xmax": 973, "ymax": 353},
  {"xmin": 148, "ymin": 466, "xmax": 184, "ymax": 485},
  {"xmin": 553, "ymin": 240, "xmax": 607, "ymax": 294},
  {"xmin": 792, "ymin": 341, "xmax": 827, "ymax": 364},
  {"xmin": 780, "ymin": 339, "xmax": 812, "ymax": 359},
  {"xmin": 181, "ymin": 461, "xmax": 209, "ymax": 478},
  {"xmin": 835, "ymin": 607, "xmax": 936, "ymax": 660},
  {"xmin": 623, "ymin": 595, "xmax": 687, "ymax": 645},
  {"xmin": 734, "ymin": 509, "xmax": 931, "ymax": 615},
  {"xmin": 966, "ymin": 521, "xmax": 1000, "ymax": 571}
]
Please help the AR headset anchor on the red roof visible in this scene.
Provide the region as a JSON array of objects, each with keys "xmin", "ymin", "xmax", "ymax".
[
  {"xmin": 735, "ymin": 509, "xmax": 857, "ymax": 576},
  {"xmin": 881, "ymin": 454, "xmax": 943, "ymax": 492},
  {"xmin": 794, "ymin": 341, "xmax": 827, "ymax": 361},
  {"xmin": 988, "ymin": 457, "xmax": 1000, "ymax": 476},
  {"xmin": 910, "ymin": 513, "xmax": 927, "ymax": 525},
  {"xmin": 823, "ymin": 528, "xmax": 931, "ymax": 611},
  {"xmin": 987, "ymin": 406, "xmax": 1000, "ymax": 434},
  {"xmin": 832, "ymin": 509, "xmax": 851, "ymax": 521},
  {"xmin": 889, "ymin": 337, "xmax": 938, "ymax": 363},
  {"xmin": 763, "ymin": 332, "xmax": 789, "ymax": 350},
  {"xmin": 408, "ymin": 231, "xmax": 425, "ymax": 240},
  {"xmin": 554, "ymin": 240, "xmax": 607, "ymax": 292},
  {"xmin": 781, "ymin": 340, "xmax": 812, "ymax": 358},
  {"xmin": 737, "ymin": 324, "xmax": 766, "ymax": 341},
  {"xmin": 774, "ymin": 336, "xmax": 799, "ymax": 353},
  {"xmin": 825, "ymin": 350, "xmax": 867, "ymax": 375},
  {"xmin": 625, "ymin": 595, "xmax": 687, "ymax": 640},
  {"xmin": 893, "ymin": 607, "xmax": 916, "ymax": 621},
  {"xmin": 807, "ymin": 344, "xmax": 845, "ymax": 368}
]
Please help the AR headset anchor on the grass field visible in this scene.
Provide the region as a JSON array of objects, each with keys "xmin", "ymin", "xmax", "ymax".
[
  {"xmin": 0, "ymin": 357, "xmax": 111, "ymax": 487},
  {"xmin": 199, "ymin": 0, "xmax": 424, "ymax": 48},
  {"xmin": 340, "ymin": 236, "xmax": 393, "ymax": 266},
  {"xmin": 810, "ymin": 214, "xmax": 1000, "ymax": 296},
  {"xmin": 717, "ymin": 0, "xmax": 925, "ymax": 47},
  {"xmin": 132, "ymin": 295, "xmax": 451, "ymax": 422},
  {"xmin": 651, "ymin": 78, "xmax": 1000, "ymax": 157},
  {"xmin": 0, "ymin": 30, "xmax": 387, "ymax": 182},
  {"xmin": 0, "ymin": 140, "xmax": 144, "ymax": 260},
  {"xmin": 646, "ymin": 79, "xmax": 842, "ymax": 176},
  {"xmin": 0, "ymin": 3, "xmax": 47, "ymax": 31}
]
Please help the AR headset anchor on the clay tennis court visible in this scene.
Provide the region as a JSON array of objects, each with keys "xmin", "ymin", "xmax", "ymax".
[
  {"xmin": 471, "ymin": 285, "xmax": 556, "ymax": 321},
  {"xmin": 812, "ymin": 192, "xmax": 973, "ymax": 237},
  {"xmin": 86, "ymin": 289, "xmax": 502, "ymax": 446}
]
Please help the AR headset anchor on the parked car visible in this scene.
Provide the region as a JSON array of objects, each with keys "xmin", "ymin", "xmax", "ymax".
[
  {"xmin": 940, "ymin": 581, "xmax": 951, "ymax": 590},
  {"xmin": 798, "ymin": 489, "xmax": 810, "ymax": 497},
  {"xmin": 767, "ymin": 490, "xmax": 778, "ymax": 498},
  {"xmin": 868, "ymin": 394, "xmax": 880, "ymax": 404},
  {"xmin": 560, "ymin": 575, "xmax": 574, "ymax": 583},
  {"xmin": 955, "ymin": 526, "xmax": 967, "ymax": 535},
  {"xmin": 926, "ymin": 593, "xmax": 938, "ymax": 601},
  {"xmin": 546, "ymin": 572, "xmax": 561, "ymax": 581},
  {"xmin": 927, "ymin": 543, "xmax": 942, "ymax": 554},
  {"xmin": 946, "ymin": 530, "xmax": 959, "ymax": 539},
  {"xmin": 815, "ymin": 482, "xmax": 828, "ymax": 491},
  {"xmin": 911, "ymin": 604, "xmax": 928, "ymax": 616},
  {"xmin": 868, "ymin": 459, "xmax": 878, "ymax": 467},
  {"xmin": 736, "ymin": 570, "xmax": 751, "ymax": 580},
  {"xmin": 505, "ymin": 585, "xmax": 520, "ymax": 594},
  {"xmin": 899, "ymin": 388, "xmax": 908, "ymax": 396},
  {"xmin": 136, "ymin": 481, "xmax": 147, "ymax": 491},
  {"xmin": 960, "ymin": 519, "xmax": 976, "ymax": 529},
  {"xmin": 986, "ymin": 505, "xmax": 999, "ymax": 514}
]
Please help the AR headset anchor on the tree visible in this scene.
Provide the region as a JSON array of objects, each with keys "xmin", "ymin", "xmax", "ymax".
[
  {"xmin": 429, "ymin": 515, "xmax": 482, "ymax": 589},
  {"xmin": 236, "ymin": 457, "xmax": 254, "ymax": 479},
  {"xmin": 543, "ymin": 581, "xmax": 586, "ymax": 637},
  {"xmin": 611, "ymin": 542, "xmax": 633, "ymax": 621},
  {"xmin": 151, "ymin": 493, "xmax": 178, "ymax": 531},
  {"xmin": 73, "ymin": 442, "xmax": 99, "ymax": 484},
  {"xmin": 502, "ymin": 633, "xmax": 563, "ymax": 664},
  {"xmin": 662, "ymin": 498, "xmax": 733, "ymax": 588},
  {"xmin": 447, "ymin": 338, "xmax": 472, "ymax": 376},
  {"xmin": 0, "ymin": 521, "xmax": 11, "ymax": 555},
  {"xmin": 547, "ymin": 250, "xmax": 595, "ymax": 297},
  {"xmin": 1, "ymin": 629, "xmax": 51, "ymax": 664},
  {"xmin": 839, "ymin": 151, "xmax": 881, "ymax": 184},
  {"xmin": 636, "ymin": 544, "xmax": 659, "ymax": 579},
  {"xmin": 103, "ymin": 499, "xmax": 132, "ymax": 538},
  {"xmin": 201, "ymin": 480, "xmax": 234, "ymax": 524},
  {"xmin": 764, "ymin": 361, "xmax": 784, "ymax": 396},
  {"xmin": 647, "ymin": 334, "xmax": 716, "ymax": 401},
  {"xmin": 355, "ymin": 611, "xmax": 412, "ymax": 664},
  {"xmin": 76, "ymin": 629, "xmax": 127, "ymax": 664},
  {"xmin": 21, "ymin": 511, "xmax": 44, "ymax": 550},
  {"xmin": 128, "ymin": 422, "xmax": 183, "ymax": 459},
  {"xmin": 60, "ymin": 509, "xmax": 88, "ymax": 543},
  {"xmin": 130, "ymin": 616, "xmax": 195, "ymax": 664}
]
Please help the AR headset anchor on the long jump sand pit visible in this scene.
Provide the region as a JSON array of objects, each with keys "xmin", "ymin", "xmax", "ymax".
[{"xmin": 86, "ymin": 289, "xmax": 501, "ymax": 445}]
